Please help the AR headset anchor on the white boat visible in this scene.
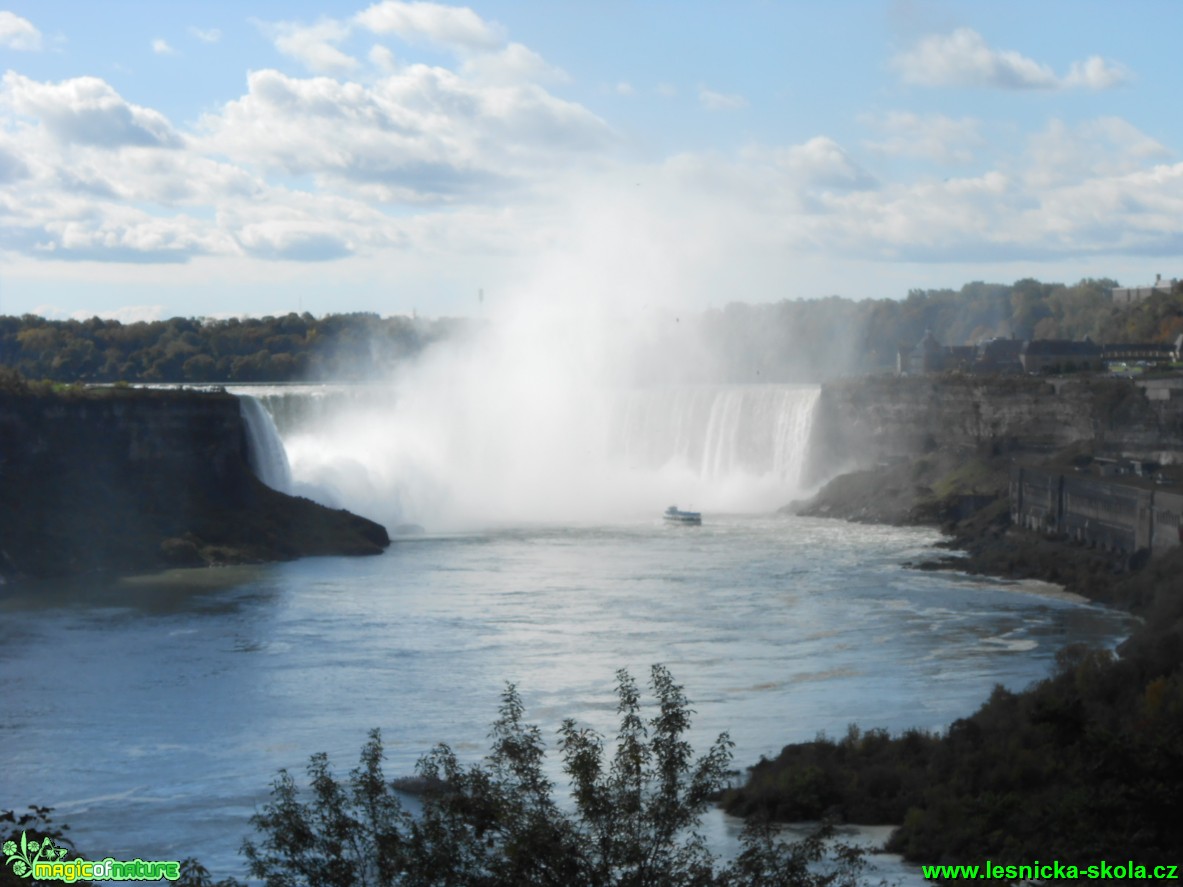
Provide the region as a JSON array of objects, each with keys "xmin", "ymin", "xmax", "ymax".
[{"xmin": 664, "ymin": 505, "xmax": 702, "ymax": 525}]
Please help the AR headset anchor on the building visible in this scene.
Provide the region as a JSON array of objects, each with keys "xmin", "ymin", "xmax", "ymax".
[
  {"xmin": 898, "ymin": 329, "xmax": 945, "ymax": 374},
  {"xmin": 1112, "ymin": 274, "xmax": 1177, "ymax": 306},
  {"xmin": 1101, "ymin": 342, "xmax": 1177, "ymax": 365},
  {"xmin": 1019, "ymin": 339, "xmax": 1104, "ymax": 374},
  {"xmin": 974, "ymin": 338, "xmax": 1024, "ymax": 374}
]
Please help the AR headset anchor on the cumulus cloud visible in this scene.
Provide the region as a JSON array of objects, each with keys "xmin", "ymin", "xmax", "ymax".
[
  {"xmin": 652, "ymin": 121, "xmax": 1183, "ymax": 266},
  {"xmin": 861, "ymin": 112, "xmax": 985, "ymax": 165},
  {"xmin": 152, "ymin": 38, "xmax": 175, "ymax": 55},
  {"xmin": 199, "ymin": 67, "xmax": 614, "ymax": 202},
  {"xmin": 237, "ymin": 220, "xmax": 355, "ymax": 261},
  {"xmin": 770, "ymin": 137, "xmax": 877, "ymax": 190},
  {"xmin": 1026, "ymin": 117, "xmax": 1171, "ymax": 187},
  {"xmin": 2, "ymin": 72, "xmax": 182, "ymax": 149},
  {"xmin": 892, "ymin": 28, "xmax": 1130, "ymax": 90},
  {"xmin": 268, "ymin": 18, "xmax": 359, "ymax": 73},
  {"xmin": 33, "ymin": 209, "xmax": 221, "ymax": 263},
  {"xmin": 0, "ymin": 5, "xmax": 1178, "ymax": 281},
  {"xmin": 355, "ymin": 1, "xmax": 504, "ymax": 52},
  {"xmin": 369, "ymin": 43, "xmax": 398, "ymax": 72},
  {"xmin": 0, "ymin": 10, "xmax": 41, "ymax": 51},
  {"xmin": 0, "ymin": 142, "xmax": 29, "ymax": 182},
  {"xmin": 698, "ymin": 87, "xmax": 747, "ymax": 111},
  {"xmin": 460, "ymin": 42, "xmax": 567, "ymax": 85},
  {"xmin": 1064, "ymin": 56, "xmax": 1132, "ymax": 90}
]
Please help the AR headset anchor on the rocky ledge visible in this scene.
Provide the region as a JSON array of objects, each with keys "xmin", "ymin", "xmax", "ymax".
[{"xmin": 0, "ymin": 384, "xmax": 389, "ymax": 581}]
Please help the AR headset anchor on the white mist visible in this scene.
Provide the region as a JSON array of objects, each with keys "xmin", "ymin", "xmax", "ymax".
[{"xmin": 249, "ymin": 188, "xmax": 822, "ymax": 529}]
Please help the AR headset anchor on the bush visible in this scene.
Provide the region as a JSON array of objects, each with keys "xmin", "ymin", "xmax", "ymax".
[{"xmin": 195, "ymin": 665, "xmax": 864, "ymax": 887}]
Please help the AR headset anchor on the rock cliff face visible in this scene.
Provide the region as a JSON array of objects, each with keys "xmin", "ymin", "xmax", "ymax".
[
  {"xmin": 0, "ymin": 387, "xmax": 389, "ymax": 580},
  {"xmin": 805, "ymin": 375, "xmax": 1183, "ymax": 482}
]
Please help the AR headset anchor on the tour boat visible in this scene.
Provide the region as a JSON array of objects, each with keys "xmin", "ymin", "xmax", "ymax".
[{"xmin": 663, "ymin": 505, "xmax": 702, "ymax": 525}]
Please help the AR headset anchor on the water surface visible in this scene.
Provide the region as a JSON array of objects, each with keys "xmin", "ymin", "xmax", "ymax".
[{"xmin": 0, "ymin": 514, "xmax": 1132, "ymax": 880}]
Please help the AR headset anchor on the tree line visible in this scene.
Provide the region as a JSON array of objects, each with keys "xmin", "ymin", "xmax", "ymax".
[
  {"xmin": 0, "ymin": 312, "xmax": 470, "ymax": 384},
  {"xmin": 2, "ymin": 277, "xmax": 1182, "ymax": 385},
  {"xmin": 666, "ymin": 277, "xmax": 1183, "ymax": 383}
]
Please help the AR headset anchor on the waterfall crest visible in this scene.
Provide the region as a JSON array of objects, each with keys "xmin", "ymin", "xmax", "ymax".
[
  {"xmin": 612, "ymin": 385, "xmax": 819, "ymax": 486},
  {"xmin": 237, "ymin": 383, "xmax": 818, "ymax": 526},
  {"xmin": 238, "ymin": 395, "xmax": 293, "ymax": 494}
]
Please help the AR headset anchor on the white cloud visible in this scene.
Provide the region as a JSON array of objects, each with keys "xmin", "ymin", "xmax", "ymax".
[
  {"xmin": 0, "ymin": 139, "xmax": 29, "ymax": 182},
  {"xmin": 1064, "ymin": 56, "xmax": 1131, "ymax": 90},
  {"xmin": 650, "ymin": 121, "xmax": 1183, "ymax": 267},
  {"xmin": 355, "ymin": 1, "xmax": 504, "ymax": 52},
  {"xmin": 0, "ymin": 5, "xmax": 1177, "ymax": 287},
  {"xmin": 698, "ymin": 87, "xmax": 747, "ymax": 111},
  {"xmin": 237, "ymin": 219, "xmax": 355, "ymax": 261},
  {"xmin": 369, "ymin": 44, "xmax": 398, "ymax": 72},
  {"xmin": 460, "ymin": 43, "xmax": 567, "ymax": 85},
  {"xmin": 2, "ymin": 72, "xmax": 182, "ymax": 149},
  {"xmin": 35, "ymin": 208, "xmax": 224, "ymax": 262},
  {"xmin": 188, "ymin": 26, "xmax": 222, "ymax": 44},
  {"xmin": 0, "ymin": 10, "xmax": 41, "ymax": 51},
  {"xmin": 199, "ymin": 67, "xmax": 614, "ymax": 202},
  {"xmin": 1026, "ymin": 117, "xmax": 1171, "ymax": 187},
  {"xmin": 268, "ymin": 18, "xmax": 359, "ymax": 74},
  {"xmin": 615, "ymin": 82, "xmax": 634, "ymax": 96},
  {"xmin": 861, "ymin": 112, "xmax": 985, "ymax": 165},
  {"xmin": 777, "ymin": 138, "xmax": 877, "ymax": 190},
  {"xmin": 892, "ymin": 28, "xmax": 1129, "ymax": 90},
  {"xmin": 152, "ymin": 38, "xmax": 175, "ymax": 55}
]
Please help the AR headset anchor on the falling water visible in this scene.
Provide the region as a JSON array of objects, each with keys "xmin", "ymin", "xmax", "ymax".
[
  {"xmin": 237, "ymin": 394, "xmax": 293, "ymax": 494},
  {"xmin": 232, "ymin": 383, "xmax": 820, "ymax": 527},
  {"xmin": 611, "ymin": 385, "xmax": 819, "ymax": 485}
]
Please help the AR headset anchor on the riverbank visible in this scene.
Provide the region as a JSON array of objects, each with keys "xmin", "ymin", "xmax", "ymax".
[{"xmin": 728, "ymin": 450, "xmax": 1183, "ymax": 869}]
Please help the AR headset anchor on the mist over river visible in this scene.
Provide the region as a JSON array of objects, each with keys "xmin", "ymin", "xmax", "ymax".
[{"xmin": 0, "ymin": 389, "xmax": 1134, "ymax": 881}]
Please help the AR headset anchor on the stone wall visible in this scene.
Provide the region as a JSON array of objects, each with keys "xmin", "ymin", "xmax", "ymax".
[
  {"xmin": 806, "ymin": 374, "xmax": 1183, "ymax": 482},
  {"xmin": 1010, "ymin": 466, "xmax": 1183, "ymax": 557}
]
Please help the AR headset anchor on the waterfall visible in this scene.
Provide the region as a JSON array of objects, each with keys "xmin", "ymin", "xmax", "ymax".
[
  {"xmin": 235, "ymin": 383, "xmax": 819, "ymax": 526},
  {"xmin": 238, "ymin": 395, "xmax": 293, "ymax": 494},
  {"xmin": 611, "ymin": 385, "xmax": 820, "ymax": 487}
]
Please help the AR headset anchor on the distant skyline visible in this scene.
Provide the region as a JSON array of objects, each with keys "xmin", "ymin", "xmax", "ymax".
[{"xmin": 1, "ymin": 1, "xmax": 1181, "ymax": 321}]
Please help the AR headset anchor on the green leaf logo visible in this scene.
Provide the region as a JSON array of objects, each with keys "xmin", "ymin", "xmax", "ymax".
[{"xmin": 3, "ymin": 830, "xmax": 59, "ymax": 880}]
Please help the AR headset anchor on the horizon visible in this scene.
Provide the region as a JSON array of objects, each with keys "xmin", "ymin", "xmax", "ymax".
[{"xmin": 1, "ymin": 1, "xmax": 1181, "ymax": 322}]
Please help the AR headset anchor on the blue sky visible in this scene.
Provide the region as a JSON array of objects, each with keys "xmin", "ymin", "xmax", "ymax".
[{"xmin": 1, "ymin": 1, "xmax": 1181, "ymax": 321}]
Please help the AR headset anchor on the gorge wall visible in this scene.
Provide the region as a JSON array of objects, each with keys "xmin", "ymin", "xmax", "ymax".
[
  {"xmin": 805, "ymin": 374, "xmax": 1183, "ymax": 482},
  {"xmin": 0, "ymin": 387, "xmax": 389, "ymax": 580}
]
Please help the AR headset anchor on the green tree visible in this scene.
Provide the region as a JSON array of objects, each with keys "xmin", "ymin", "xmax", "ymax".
[{"xmin": 214, "ymin": 666, "xmax": 863, "ymax": 887}]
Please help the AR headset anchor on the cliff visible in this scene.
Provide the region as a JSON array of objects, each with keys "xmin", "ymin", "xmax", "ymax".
[
  {"xmin": 805, "ymin": 374, "xmax": 1183, "ymax": 482},
  {"xmin": 0, "ymin": 386, "xmax": 389, "ymax": 580}
]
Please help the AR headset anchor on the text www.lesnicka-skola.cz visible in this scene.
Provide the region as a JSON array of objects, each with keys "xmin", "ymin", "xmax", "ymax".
[{"xmin": 921, "ymin": 861, "xmax": 1179, "ymax": 880}]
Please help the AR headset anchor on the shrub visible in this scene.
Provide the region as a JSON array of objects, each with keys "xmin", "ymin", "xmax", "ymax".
[{"xmin": 218, "ymin": 666, "xmax": 864, "ymax": 887}]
